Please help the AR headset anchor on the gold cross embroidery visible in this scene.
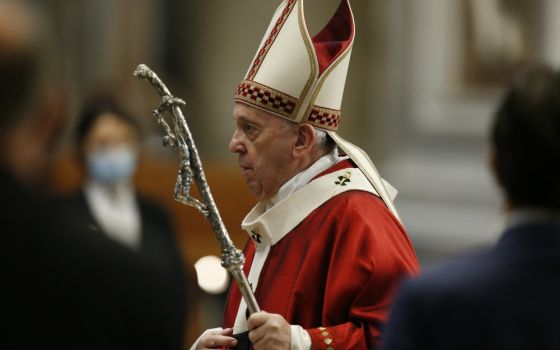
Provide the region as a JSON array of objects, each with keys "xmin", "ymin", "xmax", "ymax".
[
  {"xmin": 335, "ymin": 171, "xmax": 352, "ymax": 186},
  {"xmin": 251, "ymin": 229, "xmax": 262, "ymax": 243}
]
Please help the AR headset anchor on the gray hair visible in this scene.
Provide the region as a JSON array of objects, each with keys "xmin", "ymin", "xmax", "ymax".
[
  {"xmin": 314, "ymin": 127, "xmax": 336, "ymax": 152},
  {"xmin": 278, "ymin": 117, "xmax": 336, "ymax": 152}
]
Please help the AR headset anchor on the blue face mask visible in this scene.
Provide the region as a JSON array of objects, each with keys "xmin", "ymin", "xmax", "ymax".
[{"xmin": 87, "ymin": 145, "xmax": 138, "ymax": 184}]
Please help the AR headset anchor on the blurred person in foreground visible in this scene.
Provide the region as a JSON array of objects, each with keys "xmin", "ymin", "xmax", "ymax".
[
  {"xmin": 0, "ymin": 1, "xmax": 187, "ymax": 349},
  {"xmin": 382, "ymin": 64, "xmax": 560, "ymax": 350},
  {"xmin": 192, "ymin": 1, "xmax": 418, "ymax": 349},
  {"xmin": 52, "ymin": 96, "xmax": 188, "ymax": 291}
]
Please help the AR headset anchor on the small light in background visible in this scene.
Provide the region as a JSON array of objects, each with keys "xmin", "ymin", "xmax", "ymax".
[{"xmin": 194, "ymin": 255, "xmax": 229, "ymax": 294}]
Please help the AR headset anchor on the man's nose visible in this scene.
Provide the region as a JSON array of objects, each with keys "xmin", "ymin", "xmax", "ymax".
[{"xmin": 228, "ymin": 131, "xmax": 245, "ymax": 154}]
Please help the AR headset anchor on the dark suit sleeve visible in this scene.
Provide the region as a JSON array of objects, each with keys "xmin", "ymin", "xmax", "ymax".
[
  {"xmin": 381, "ymin": 278, "xmax": 429, "ymax": 350},
  {"xmin": 138, "ymin": 197, "xmax": 190, "ymax": 342}
]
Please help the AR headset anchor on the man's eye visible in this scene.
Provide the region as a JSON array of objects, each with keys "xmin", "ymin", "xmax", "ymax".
[{"xmin": 243, "ymin": 124, "xmax": 257, "ymax": 135}]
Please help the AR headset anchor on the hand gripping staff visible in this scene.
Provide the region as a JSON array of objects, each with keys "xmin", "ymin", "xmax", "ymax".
[{"xmin": 133, "ymin": 64, "xmax": 260, "ymax": 315}]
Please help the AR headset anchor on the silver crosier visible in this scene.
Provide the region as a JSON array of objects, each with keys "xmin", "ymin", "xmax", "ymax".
[{"xmin": 133, "ymin": 64, "xmax": 260, "ymax": 315}]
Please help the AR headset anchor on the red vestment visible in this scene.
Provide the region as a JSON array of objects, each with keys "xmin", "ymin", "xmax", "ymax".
[{"xmin": 224, "ymin": 160, "xmax": 419, "ymax": 349}]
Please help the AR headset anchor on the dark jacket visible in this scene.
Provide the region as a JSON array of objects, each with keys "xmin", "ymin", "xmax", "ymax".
[
  {"xmin": 54, "ymin": 189, "xmax": 186, "ymax": 277},
  {"xmin": 382, "ymin": 221, "xmax": 560, "ymax": 350},
  {"xmin": 2, "ymin": 169, "xmax": 188, "ymax": 350}
]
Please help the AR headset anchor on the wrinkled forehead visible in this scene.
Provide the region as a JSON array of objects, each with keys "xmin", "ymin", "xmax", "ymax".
[{"xmin": 233, "ymin": 101, "xmax": 296, "ymax": 129}]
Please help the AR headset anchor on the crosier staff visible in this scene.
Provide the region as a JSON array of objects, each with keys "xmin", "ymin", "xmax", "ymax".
[{"xmin": 133, "ymin": 63, "xmax": 260, "ymax": 315}]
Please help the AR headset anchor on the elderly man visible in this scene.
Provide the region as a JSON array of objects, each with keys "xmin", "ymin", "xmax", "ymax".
[
  {"xmin": 382, "ymin": 65, "xmax": 560, "ymax": 350},
  {"xmin": 194, "ymin": 1, "xmax": 418, "ymax": 349}
]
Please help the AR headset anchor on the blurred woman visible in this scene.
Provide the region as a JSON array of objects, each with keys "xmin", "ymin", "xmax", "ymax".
[{"xmin": 54, "ymin": 96, "xmax": 189, "ymax": 314}]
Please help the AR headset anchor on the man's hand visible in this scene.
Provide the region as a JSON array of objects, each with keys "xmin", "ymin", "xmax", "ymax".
[
  {"xmin": 247, "ymin": 311, "xmax": 291, "ymax": 350},
  {"xmin": 196, "ymin": 328, "xmax": 237, "ymax": 350}
]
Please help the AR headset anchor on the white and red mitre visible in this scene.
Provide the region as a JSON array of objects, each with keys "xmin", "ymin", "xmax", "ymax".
[{"xmin": 234, "ymin": 0, "xmax": 401, "ymax": 221}]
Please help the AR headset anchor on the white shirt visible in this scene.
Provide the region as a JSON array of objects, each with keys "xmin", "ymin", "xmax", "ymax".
[
  {"xmin": 266, "ymin": 147, "xmax": 342, "ymax": 211},
  {"xmin": 83, "ymin": 180, "xmax": 141, "ymax": 250}
]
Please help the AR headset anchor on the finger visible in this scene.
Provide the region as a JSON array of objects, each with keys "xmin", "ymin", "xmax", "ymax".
[
  {"xmin": 214, "ymin": 328, "xmax": 234, "ymax": 337},
  {"xmin": 247, "ymin": 312, "xmax": 271, "ymax": 344},
  {"xmin": 249, "ymin": 314, "xmax": 291, "ymax": 349},
  {"xmin": 201, "ymin": 334, "xmax": 237, "ymax": 349},
  {"xmin": 203, "ymin": 327, "xmax": 235, "ymax": 347},
  {"xmin": 247, "ymin": 311, "xmax": 270, "ymax": 330},
  {"xmin": 251, "ymin": 335, "xmax": 270, "ymax": 350},
  {"xmin": 248, "ymin": 325, "xmax": 266, "ymax": 345}
]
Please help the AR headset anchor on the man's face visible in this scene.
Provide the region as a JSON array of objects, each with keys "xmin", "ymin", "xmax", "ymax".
[{"xmin": 229, "ymin": 102, "xmax": 298, "ymax": 202}]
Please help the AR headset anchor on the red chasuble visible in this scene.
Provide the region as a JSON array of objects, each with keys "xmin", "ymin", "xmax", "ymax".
[{"xmin": 224, "ymin": 160, "xmax": 419, "ymax": 349}]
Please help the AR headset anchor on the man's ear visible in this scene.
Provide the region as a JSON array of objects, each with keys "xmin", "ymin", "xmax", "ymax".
[{"xmin": 293, "ymin": 123, "xmax": 316, "ymax": 158}]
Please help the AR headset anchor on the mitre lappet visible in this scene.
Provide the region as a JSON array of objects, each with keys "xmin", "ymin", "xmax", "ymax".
[{"xmin": 234, "ymin": 0, "xmax": 401, "ymax": 221}]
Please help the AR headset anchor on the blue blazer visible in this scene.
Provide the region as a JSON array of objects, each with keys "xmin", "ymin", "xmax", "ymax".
[{"xmin": 382, "ymin": 221, "xmax": 560, "ymax": 350}]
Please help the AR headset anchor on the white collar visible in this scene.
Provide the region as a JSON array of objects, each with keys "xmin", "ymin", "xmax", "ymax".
[
  {"xmin": 83, "ymin": 180, "xmax": 141, "ymax": 250},
  {"xmin": 84, "ymin": 179, "xmax": 135, "ymax": 203},
  {"xmin": 265, "ymin": 147, "xmax": 341, "ymax": 211},
  {"xmin": 242, "ymin": 167, "xmax": 377, "ymax": 247}
]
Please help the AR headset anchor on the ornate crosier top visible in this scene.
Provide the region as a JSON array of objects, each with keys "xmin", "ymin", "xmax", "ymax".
[{"xmin": 133, "ymin": 64, "xmax": 260, "ymax": 314}]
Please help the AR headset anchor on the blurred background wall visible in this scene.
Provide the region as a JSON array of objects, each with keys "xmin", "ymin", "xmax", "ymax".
[{"xmin": 28, "ymin": 0, "xmax": 560, "ymax": 341}]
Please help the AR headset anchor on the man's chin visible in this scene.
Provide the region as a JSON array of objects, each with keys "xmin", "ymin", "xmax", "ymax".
[
  {"xmin": 244, "ymin": 183, "xmax": 268, "ymax": 202},
  {"xmin": 242, "ymin": 179, "xmax": 259, "ymax": 197}
]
